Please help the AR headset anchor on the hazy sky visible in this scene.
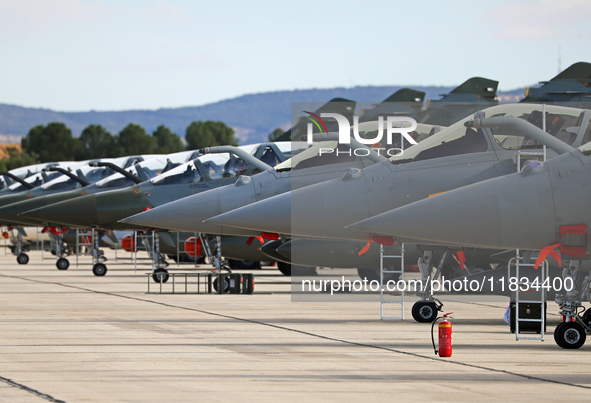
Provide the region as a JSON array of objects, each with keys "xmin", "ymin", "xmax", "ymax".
[{"xmin": 0, "ymin": 0, "xmax": 589, "ymax": 111}]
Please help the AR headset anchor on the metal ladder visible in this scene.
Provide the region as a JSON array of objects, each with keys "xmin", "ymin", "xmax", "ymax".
[
  {"xmin": 510, "ymin": 250, "xmax": 548, "ymax": 341},
  {"xmin": 510, "ymin": 117, "xmax": 548, "ymax": 340},
  {"xmin": 75, "ymin": 229, "xmax": 94, "ymax": 266},
  {"xmin": 380, "ymin": 243, "xmax": 405, "ymax": 320}
]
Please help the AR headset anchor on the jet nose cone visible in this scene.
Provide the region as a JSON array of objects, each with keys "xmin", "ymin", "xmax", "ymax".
[
  {"xmin": 206, "ymin": 191, "xmax": 293, "ymax": 235},
  {"xmin": 24, "ymin": 194, "xmax": 98, "ymax": 228},
  {"xmin": 121, "ymin": 188, "xmax": 224, "ymax": 232},
  {"xmin": 275, "ymin": 240, "xmax": 292, "ymax": 260},
  {"xmin": 348, "ymin": 170, "xmax": 556, "ymax": 250}
]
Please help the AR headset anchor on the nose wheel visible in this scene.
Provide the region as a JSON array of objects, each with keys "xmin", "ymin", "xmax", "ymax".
[
  {"xmin": 152, "ymin": 268, "xmax": 169, "ymax": 283},
  {"xmin": 213, "ymin": 275, "xmax": 230, "ymax": 293},
  {"xmin": 411, "ymin": 300, "xmax": 440, "ymax": 323},
  {"xmin": 56, "ymin": 258, "xmax": 70, "ymax": 270},
  {"xmin": 92, "ymin": 263, "xmax": 107, "ymax": 276},
  {"xmin": 16, "ymin": 253, "xmax": 29, "ymax": 265},
  {"xmin": 554, "ymin": 321, "xmax": 587, "ymax": 349}
]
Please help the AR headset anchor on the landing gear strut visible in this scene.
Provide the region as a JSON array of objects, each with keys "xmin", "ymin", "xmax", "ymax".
[
  {"xmin": 199, "ymin": 234, "xmax": 231, "ymax": 293},
  {"xmin": 142, "ymin": 232, "xmax": 169, "ymax": 283},
  {"xmin": 90, "ymin": 230, "xmax": 107, "ymax": 276},
  {"xmin": 12, "ymin": 228, "xmax": 29, "ymax": 265},
  {"xmin": 553, "ymin": 262, "xmax": 591, "ymax": 349},
  {"xmin": 48, "ymin": 230, "xmax": 69, "ymax": 270},
  {"xmin": 411, "ymin": 251, "xmax": 446, "ymax": 323}
]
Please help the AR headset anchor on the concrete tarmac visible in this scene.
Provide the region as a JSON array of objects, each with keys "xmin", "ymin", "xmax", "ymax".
[{"xmin": 0, "ymin": 249, "xmax": 589, "ymax": 402}]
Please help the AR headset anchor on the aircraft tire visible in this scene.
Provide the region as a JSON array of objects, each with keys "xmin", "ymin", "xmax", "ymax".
[
  {"xmin": 213, "ymin": 275, "xmax": 230, "ymax": 293},
  {"xmin": 92, "ymin": 263, "xmax": 108, "ymax": 277},
  {"xmin": 411, "ymin": 301, "xmax": 438, "ymax": 323},
  {"xmin": 56, "ymin": 258, "xmax": 70, "ymax": 270},
  {"xmin": 554, "ymin": 321, "xmax": 586, "ymax": 349},
  {"xmin": 152, "ymin": 268, "xmax": 169, "ymax": 283},
  {"xmin": 16, "ymin": 253, "xmax": 29, "ymax": 265}
]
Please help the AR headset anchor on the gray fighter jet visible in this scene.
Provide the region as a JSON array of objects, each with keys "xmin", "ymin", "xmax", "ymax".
[{"xmin": 348, "ymin": 136, "xmax": 591, "ymax": 349}]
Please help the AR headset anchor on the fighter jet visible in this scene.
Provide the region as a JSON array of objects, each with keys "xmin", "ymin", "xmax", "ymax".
[
  {"xmin": 348, "ymin": 136, "xmax": 591, "ymax": 348},
  {"xmin": 22, "ymin": 142, "xmax": 305, "ymax": 278}
]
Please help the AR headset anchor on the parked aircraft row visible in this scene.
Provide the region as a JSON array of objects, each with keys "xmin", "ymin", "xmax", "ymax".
[{"xmin": 3, "ymin": 62, "xmax": 591, "ymax": 350}]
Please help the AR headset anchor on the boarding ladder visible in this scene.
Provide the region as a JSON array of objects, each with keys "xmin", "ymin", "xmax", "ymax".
[
  {"xmin": 380, "ymin": 243, "xmax": 405, "ymax": 320},
  {"xmin": 509, "ymin": 250, "xmax": 548, "ymax": 341},
  {"xmin": 510, "ymin": 113, "xmax": 548, "ymax": 340}
]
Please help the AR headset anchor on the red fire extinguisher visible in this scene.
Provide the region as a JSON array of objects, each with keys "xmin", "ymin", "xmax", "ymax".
[{"xmin": 431, "ymin": 312, "xmax": 453, "ymax": 357}]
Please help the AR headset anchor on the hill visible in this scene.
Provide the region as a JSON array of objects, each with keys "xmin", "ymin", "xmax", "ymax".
[{"xmin": 0, "ymin": 86, "xmax": 525, "ymax": 145}]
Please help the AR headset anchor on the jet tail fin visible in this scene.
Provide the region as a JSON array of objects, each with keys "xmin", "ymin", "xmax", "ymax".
[
  {"xmin": 448, "ymin": 77, "xmax": 499, "ymax": 100},
  {"xmin": 382, "ymin": 88, "xmax": 425, "ymax": 103},
  {"xmin": 550, "ymin": 62, "xmax": 591, "ymax": 84}
]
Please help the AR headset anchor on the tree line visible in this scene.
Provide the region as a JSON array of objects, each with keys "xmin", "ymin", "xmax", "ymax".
[{"xmin": 2, "ymin": 121, "xmax": 238, "ymax": 169}]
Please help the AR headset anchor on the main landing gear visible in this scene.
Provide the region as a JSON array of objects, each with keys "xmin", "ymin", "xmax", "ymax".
[
  {"xmin": 11, "ymin": 228, "xmax": 29, "ymax": 265},
  {"xmin": 552, "ymin": 262, "xmax": 591, "ymax": 349},
  {"xmin": 411, "ymin": 251, "xmax": 446, "ymax": 323},
  {"xmin": 199, "ymin": 234, "xmax": 232, "ymax": 293},
  {"xmin": 90, "ymin": 231, "xmax": 107, "ymax": 276},
  {"xmin": 47, "ymin": 229, "xmax": 70, "ymax": 270}
]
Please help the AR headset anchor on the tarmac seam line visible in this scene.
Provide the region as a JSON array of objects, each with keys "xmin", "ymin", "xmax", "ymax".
[
  {"xmin": 4, "ymin": 273, "xmax": 590, "ymax": 391},
  {"xmin": 0, "ymin": 375, "xmax": 66, "ymax": 403}
]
